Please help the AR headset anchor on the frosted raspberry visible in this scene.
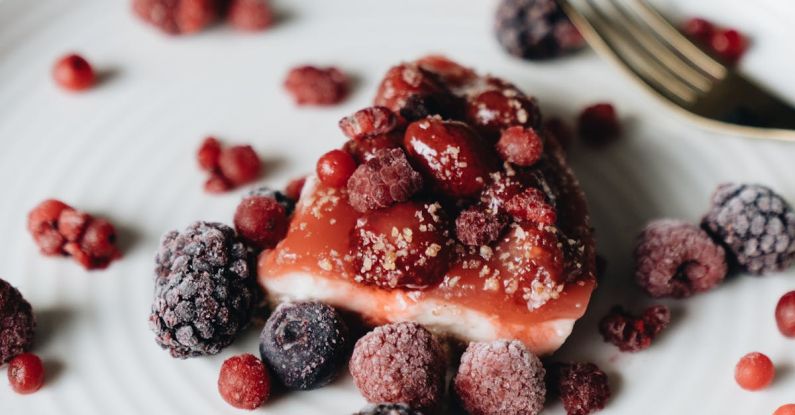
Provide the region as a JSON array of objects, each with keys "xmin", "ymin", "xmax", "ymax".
[
  {"xmin": 547, "ymin": 362, "xmax": 611, "ymax": 415},
  {"xmin": 350, "ymin": 322, "xmax": 445, "ymax": 410},
  {"xmin": 599, "ymin": 305, "xmax": 670, "ymax": 352},
  {"xmin": 284, "ymin": 65, "xmax": 349, "ymax": 106},
  {"xmin": 227, "ymin": 0, "xmax": 274, "ymax": 32},
  {"xmin": 496, "ymin": 126, "xmax": 544, "ymax": 166},
  {"xmin": 197, "ymin": 136, "xmax": 222, "ymax": 171},
  {"xmin": 635, "ymin": 219, "xmax": 727, "ymax": 298},
  {"xmin": 346, "ymin": 148, "xmax": 423, "ymax": 213},
  {"xmin": 218, "ymin": 145, "xmax": 262, "ymax": 186},
  {"xmin": 132, "ymin": 0, "xmax": 218, "ymax": 35},
  {"xmin": 27, "ymin": 199, "xmax": 70, "ymax": 255},
  {"xmin": 454, "ymin": 340, "xmax": 545, "ymax": 415},
  {"xmin": 505, "ymin": 187, "xmax": 557, "ymax": 225},
  {"xmin": 455, "ymin": 205, "xmax": 509, "ymax": 246},
  {"xmin": 339, "ymin": 106, "xmax": 399, "ymax": 140}
]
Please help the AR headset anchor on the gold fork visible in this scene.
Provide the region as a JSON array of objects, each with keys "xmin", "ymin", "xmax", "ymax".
[{"xmin": 559, "ymin": 0, "xmax": 795, "ymax": 141}]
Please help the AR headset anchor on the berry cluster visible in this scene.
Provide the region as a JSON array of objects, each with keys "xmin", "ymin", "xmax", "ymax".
[
  {"xmin": 682, "ymin": 17, "xmax": 747, "ymax": 64},
  {"xmin": 284, "ymin": 66, "xmax": 350, "ymax": 106},
  {"xmin": 133, "ymin": 0, "xmax": 274, "ymax": 35},
  {"xmin": 197, "ymin": 137, "xmax": 262, "ymax": 193}
]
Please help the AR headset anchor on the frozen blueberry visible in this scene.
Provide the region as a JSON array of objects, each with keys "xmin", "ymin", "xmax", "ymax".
[
  {"xmin": 259, "ymin": 302, "xmax": 349, "ymax": 390},
  {"xmin": 495, "ymin": 0, "xmax": 585, "ymax": 60}
]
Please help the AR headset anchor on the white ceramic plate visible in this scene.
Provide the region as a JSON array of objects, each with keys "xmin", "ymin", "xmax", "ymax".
[{"xmin": 1, "ymin": 0, "xmax": 794, "ymax": 413}]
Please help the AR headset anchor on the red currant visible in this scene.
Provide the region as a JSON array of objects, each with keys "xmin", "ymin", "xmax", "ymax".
[
  {"xmin": 316, "ymin": 149, "xmax": 356, "ymax": 188},
  {"xmin": 197, "ymin": 137, "xmax": 222, "ymax": 171},
  {"xmin": 735, "ymin": 352, "xmax": 775, "ymax": 391},
  {"xmin": 774, "ymin": 404, "xmax": 795, "ymax": 415},
  {"xmin": 682, "ymin": 17, "xmax": 715, "ymax": 42},
  {"xmin": 53, "ymin": 54, "xmax": 95, "ymax": 92},
  {"xmin": 775, "ymin": 291, "xmax": 795, "ymax": 338},
  {"xmin": 7, "ymin": 353, "xmax": 45, "ymax": 395},
  {"xmin": 218, "ymin": 354, "xmax": 270, "ymax": 410},
  {"xmin": 710, "ymin": 29, "xmax": 746, "ymax": 64}
]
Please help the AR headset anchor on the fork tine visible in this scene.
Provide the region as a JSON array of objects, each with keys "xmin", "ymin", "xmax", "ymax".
[
  {"xmin": 608, "ymin": 0, "xmax": 713, "ymax": 93},
  {"xmin": 630, "ymin": 0, "xmax": 727, "ymax": 80}
]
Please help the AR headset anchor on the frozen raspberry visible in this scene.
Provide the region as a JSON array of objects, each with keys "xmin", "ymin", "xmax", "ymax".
[
  {"xmin": 234, "ymin": 195, "xmax": 288, "ymax": 250},
  {"xmin": 260, "ymin": 302, "xmax": 349, "ymax": 390},
  {"xmin": 735, "ymin": 352, "xmax": 775, "ymax": 391},
  {"xmin": 52, "ymin": 54, "xmax": 95, "ymax": 92},
  {"xmin": 351, "ymin": 201, "xmax": 453, "ymax": 290},
  {"xmin": 64, "ymin": 218, "xmax": 122, "ymax": 270},
  {"xmin": 543, "ymin": 117, "xmax": 573, "ymax": 150},
  {"xmin": 578, "ymin": 103, "xmax": 620, "ymax": 146},
  {"xmin": 374, "ymin": 63, "xmax": 458, "ymax": 120},
  {"xmin": 505, "ymin": 187, "xmax": 557, "ymax": 225},
  {"xmin": 454, "ymin": 340, "xmax": 546, "ymax": 415},
  {"xmin": 415, "ymin": 54, "xmax": 477, "ymax": 87},
  {"xmin": 775, "ymin": 404, "xmax": 795, "ymax": 415},
  {"xmin": 355, "ymin": 403, "xmax": 423, "ymax": 415},
  {"xmin": 776, "ymin": 291, "xmax": 795, "ymax": 338},
  {"xmin": 218, "ymin": 353, "xmax": 270, "ymax": 410},
  {"xmin": 465, "ymin": 80, "xmax": 542, "ymax": 139},
  {"xmin": 27, "ymin": 199, "xmax": 70, "ymax": 256},
  {"xmin": 455, "ymin": 205, "xmax": 509, "ymax": 246},
  {"xmin": 7, "ymin": 353, "xmax": 44, "ymax": 395},
  {"xmin": 204, "ymin": 173, "xmax": 233, "ymax": 193},
  {"xmin": 197, "ymin": 137, "xmax": 222, "ymax": 171},
  {"xmin": 343, "ymin": 132, "xmax": 403, "ymax": 164},
  {"xmin": 634, "ymin": 219, "xmax": 727, "ymax": 298},
  {"xmin": 227, "ymin": 0, "xmax": 274, "ymax": 32},
  {"xmin": 284, "ymin": 176, "xmax": 307, "ymax": 201},
  {"xmin": 682, "ymin": 17, "xmax": 715, "ymax": 43},
  {"xmin": 57, "ymin": 208, "xmax": 90, "ymax": 242},
  {"xmin": 404, "ymin": 117, "xmax": 498, "ymax": 198},
  {"xmin": 218, "ymin": 145, "xmax": 262, "ymax": 186},
  {"xmin": 317, "ymin": 149, "xmax": 357, "ymax": 188},
  {"xmin": 547, "ymin": 362, "xmax": 611, "ymax": 415},
  {"xmin": 346, "ymin": 148, "xmax": 423, "ymax": 213},
  {"xmin": 284, "ymin": 65, "xmax": 349, "ymax": 106},
  {"xmin": 599, "ymin": 305, "xmax": 670, "ymax": 352},
  {"xmin": 702, "ymin": 183, "xmax": 795, "ymax": 274},
  {"xmin": 132, "ymin": 0, "xmax": 217, "ymax": 35},
  {"xmin": 496, "ymin": 126, "xmax": 544, "ymax": 166},
  {"xmin": 339, "ymin": 106, "xmax": 399, "ymax": 140},
  {"xmin": 710, "ymin": 29, "xmax": 747, "ymax": 64},
  {"xmin": 248, "ymin": 186, "xmax": 295, "ymax": 216},
  {"xmin": 150, "ymin": 222, "xmax": 258, "ymax": 358},
  {"xmin": 350, "ymin": 322, "xmax": 445, "ymax": 410},
  {"xmin": 495, "ymin": 0, "xmax": 584, "ymax": 60},
  {"xmin": 0, "ymin": 279, "xmax": 35, "ymax": 364}
]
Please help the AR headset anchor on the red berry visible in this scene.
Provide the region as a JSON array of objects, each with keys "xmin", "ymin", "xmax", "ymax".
[
  {"xmin": 464, "ymin": 79, "xmax": 542, "ymax": 139},
  {"xmin": 455, "ymin": 205, "xmax": 508, "ymax": 246},
  {"xmin": 316, "ymin": 149, "xmax": 356, "ymax": 188},
  {"xmin": 374, "ymin": 63, "xmax": 454, "ymax": 118},
  {"xmin": 735, "ymin": 352, "xmax": 775, "ymax": 391},
  {"xmin": 57, "ymin": 209, "xmax": 90, "ymax": 242},
  {"xmin": 64, "ymin": 218, "xmax": 121, "ymax": 270},
  {"xmin": 710, "ymin": 29, "xmax": 747, "ymax": 64},
  {"xmin": 338, "ymin": 106, "xmax": 398, "ymax": 140},
  {"xmin": 218, "ymin": 354, "xmax": 270, "ymax": 410},
  {"xmin": 197, "ymin": 137, "xmax": 222, "ymax": 171},
  {"xmin": 682, "ymin": 17, "xmax": 715, "ymax": 42},
  {"xmin": 775, "ymin": 404, "xmax": 795, "ymax": 415},
  {"xmin": 342, "ymin": 132, "xmax": 403, "ymax": 164},
  {"xmin": 234, "ymin": 195, "xmax": 288, "ymax": 250},
  {"xmin": 346, "ymin": 148, "xmax": 423, "ymax": 213},
  {"xmin": 775, "ymin": 291, "xmax": 795, "ymax": 338},
  {"xmin": 204, "ymin": 173, "xmax": 233, "ymax": 193},
  {"xmin": 415, "ymin": 54, "xmax": 477, "ymax": 87},
  {"xmin": 496, "ymin": 126, "xmax": 544, "ymax": 166},
  {"xmin": 218, "ymin": 145, "xmax": 262, "ymax": 186},
  {"xmin": 227, "ymin": 0, "xmax": 274, "ymax": 32},
  {"xmin": 505, "ymin": 187, "xmax": 557, "ymax": 225},
  {"xmin": 599, "ymin": 305, "xmax": 670, "ymax": 352},
  {"xmin": 52, "ymin": 54, "xmax": 95, "ymax": 92},
  {"xmin": 27, "ymin": 199, "xmax": 70, "ymax": 255},
  {"xmin": 132, "ymin": 0, "xmax": 217, "ymax": 35},
  {"xmin": 351, "ymin": 201, "xmax": 452, "ymax": 290},
  {"xmin": 578, "ymin": 103, "xmax": 620, "ymax": 146},
  {"xmin": 404, "ymin": 117, "xmax": 497, "ymax": 198},
  {"xmin": 284, "ymin": 176, "xmax": 307, "ymax": 201},
  {"xmin": 7, "ymin": 353, "xmax": 45, "ymax": 395},
  {"xmin": 284, "ymin": 65, "xmax": 349, "ymax": 106},
  {"xmin": 480, "ymin": 172, "xmax": 525, "ymax": 214}
]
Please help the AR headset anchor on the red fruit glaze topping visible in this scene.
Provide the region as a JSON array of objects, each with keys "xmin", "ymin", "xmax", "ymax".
[
  {"xmin": 53, "ymin": 54, "xmax": 95, "ymax": 92},
  {"xmin": 404, "ymin": 117, "xmax": 497, "ymax": 198},
  {"xmin": 339, "ymin": 106, "xmax": 399, "ymax": 141},
  {"xmin": 219, "ymin": 145, "xmax": 262, "ymax": 186},
  {"xmin": 496, "ymin": 126, "xmax": 544, "ymax": 166},
  {"xmin": 505, "ymin": 187, "xmax": 557, "ymax": 225},
  {"xmin": 7, "ymin": 353, "xmax": 45, "ymax": 395},
  {"xmin": 710, "ymin": 29, "xmax": 747, "ymax": 64},
  {"xmin": 227, "ymin": 0, "xmax": 274, "ymax": 31},
  {"xmin": 197, "ymin": 137, "xmax": 222, "ymax": 171},
  {"xmin": 455, "ymin": 205, "xmax": 509, "ymax": 246},
  {"xmin": 682, "ymin": 17, "xmax": 715, "ymax": 42},
  {"xmin": 599, "ymin": 305, "xmax": 670, "ymax": 352},
  {"xmin": 218, "ymin": 354, "xmax": 271, "ymax": 410},
  {"xmin": 464, "ymin": 79, "xmax": 542, "ymax": 139},
  {"xmin": 347, "ymin": 148, "xmax": 423, "ymax": 213},
  {"xmin": 284, "ymin": 65, "xmax": 349, "ymax": 106},
  {"xmin": 775, "ymin": 404, "xmax": 795, "ymax": 415},
  {"xmin": 735, "ymin": 352, "xmax": 775, "ymax": 391},
  {"xmin": 374, "ymin": 63, "xmax": 454, "ymax": 119},
  {"xmin": 132, "ymin": 0, "xmax": 217, "ymax": 35},
  {"xmin": 234, "ymin": 195, "xmax": 288, "ymax": 250},
  {"xmin": 776, "ymin": 291, "xmax": 795, "ymax": 338},
  {"xmin": 351, "ymin": 201, "xmax": 453, "ymax": 289},
  {"xmin": 284, "ymin": 176, "xmax": 307, "ymax": 201},
  {"xmin": 577, "ymin": 103, "xmax": 620, "ymax": 146},
  {"xmin": 316, "ymin": 149, "xmax": 357, "ymax": 188},
  {"xmin": 415, "ymin": 54, "xmax": 477, "ymax": 87}
]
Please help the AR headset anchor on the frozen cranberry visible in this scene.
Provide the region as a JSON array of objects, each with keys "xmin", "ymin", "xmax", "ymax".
[
  {"xmin": 284, "ymin": 176, "xmax": 307, "ymax": 201},
  {"xmin": 465, "ymin": 80, "xmax": 542, "ymax": 139},
  {"xmin": 505, "ymin": 187, "xmax": 557, "ymax": 225},
  {"xmin": 775, "ymin": 404, "xmax": 795, "ymax": 415},
  {"xmin": 197, "ymin": 137, "xmax": 222, "ymax": 171},
  {"xmin": 284, "ymin": 65, "xmax": 349, "ymax": 106},
  {"xmin": 775, "ymin": 291, "xmax": 795, "ymax": 338},
  {"xmin": 496, "ymin": 126, "xmax": 544, "ymax": 166},
  {"xmin": 404, "ymin": 117, "xmax": 498, "ymax": 198},
  {"xmin": 132, "ymin": 0, "xmax": 217, "ymax": 35},
  {"xmin": 339, "ymin": 106, "xmax": 398, "ymax": 140},
  {"xmin": 204, "ymin": 173, "xmax": 233, "ymax": 193},
  {"xmin": 52, "ymin": 54, "xmax": 95, "ymax": 92},
  {"xmin": 577, "ymin": 103, "xmax": 620, "ymax": 146},
  {"xmin": 735, "ymin": 352, "xmax": 775, "ymax": 391},
  {"xmin": 218, "ymin": 354, "xmax": 270, "ymax": 410},
  {"xmin": 374, "ymin": 63, "xmax": 456, "ymax": 119},
  {"xmin": 682, "ymin": 17, "xmax": 715, "ymax": 42},
  {"xmin": 227, "ymin": 0, "xmax": 274, "ymax": 32},
  {"xmin": 415, "ymin": 55, "xmax": 477, "ymax": 87},
  {"xmin": 710, "ymin": 29, "xmax": 747, "ymax": 64},
  {"xmin": 351, "ymin": 201, "xmax": 452, "ymax": 289},
  {"xmin": 7, "ymin": 353, "xmax": 45, "ymax": 395},
  {"xmin": 218, "ymin": 145, "xmax": 262, "ymax": 186},
  {"xmin": 234, "ymin": 195, "xmax": 288, "ymax": 250},
  {"xmin": 316, "ymin": 149, "xmax": 356, "ymax": 188},
  {"xmin": 343, "ymin": 132, "xmax": 403, "ymax": 164}
]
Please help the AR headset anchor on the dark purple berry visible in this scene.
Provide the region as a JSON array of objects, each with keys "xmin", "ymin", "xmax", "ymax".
[
  {"xmin": 0, "ymin": 279, "xmax": 35, "ymax": 364},
  {"xmin": 495, "ymin": 0, "xmax": 585, "ymax": 60},
  {"xmin": 702, "ymin": 183, "xmax": 795, "ymax": 274},
  {"xmin": 149, "ymin": 221, "xmax": 258, "ymax": 358},
  {"xmin": 346, "ymin": 148, "xmax": 424, "ymax": 213},
  {"xmin": 248, "ymin": 186, "xmax": 296, "ymax": 216},
  {"xmin": 635, "ymin": 219, "xmax": 728, "ymax": 298},
  {"xmin": 547, "ymin": 362, "xmax": 610, "ymax": 415},
  {"xmin": 354, "ymin": 403, "xmax": 424, "ymax": 415},
  {"xmin": 599, "ymin": 305, "xmax": 670, "ymax": 352},
  {"xmin": 259, "ymin": 301, "xmax": 349, "ymax": 390}
]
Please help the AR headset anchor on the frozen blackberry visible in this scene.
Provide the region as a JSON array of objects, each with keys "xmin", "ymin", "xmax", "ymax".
[
  {"xmin": 702, "ymin": 183, "xmax": 795, "ymax": 274},
  {"xmin": 0, "ymin": 279, "xmax": 35, "ymax": 364},
  {"xmin": 248, "ymin": 186, "xmax": 296, "ymax": 216},
  {"xmin": 346, "ymin": 148, "xmax": 424, "ymax": 213},
  {"xmin": 495, "ymin": 0, "xmax": 585, "ymax": 60},
  {"xmin": 355, "ymin": 403, "xmax": 424, "ymax": 415},
  {"xmin": 259, "ymin": 301, "xmax": 349, "ymax": 390},
  {"xmin": 599, "ymin": 305, "xmax": 670, "ymax": 352},
  {"xmin": 149, "ymin": 222, "xmax": 258, "ymax": 359},
  {"xmin": 547, "ymin": 362, "xmax": 611, "ymax": 415},
  {"xmin": 635, "ymin": 219, "xmax": 727, "ymax": 298}
]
